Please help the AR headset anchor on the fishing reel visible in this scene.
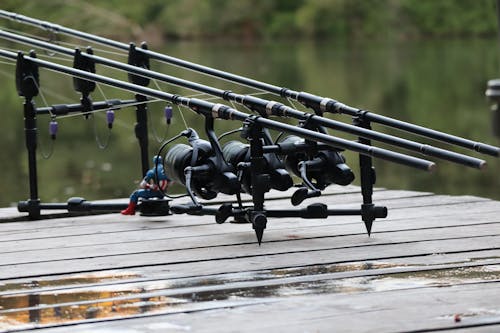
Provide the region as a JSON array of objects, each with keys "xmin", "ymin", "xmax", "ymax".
[
  {"xmin": 164, "ymin": 127, "xmax": 240, "ymax": 207},
  {"xmin": 222, "ymin": 140, "xmax": 293, "ymax": 194},
  {"xmin": 280, "ymin": 135, "xmax": 355, "ymax": 205}
]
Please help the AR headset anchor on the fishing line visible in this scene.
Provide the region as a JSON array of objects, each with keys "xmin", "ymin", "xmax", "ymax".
[
  {"xmin": 2, "ymin": 26, "xmax": 128, "ymax": 58},
  {"xmin": 249, "ymin": 91, "xmax": 269, "ymax": 96},
  {"xmin": 269, "ymin": 96, "xmax": 305, "ymax": 144},
  {"xmin": 36, "ymin": 84, "xmax": 71, "ymax": 103},
  {"xmin": 55, "ymin": 99, "xmax": 163, "ymax": 120},
  {"xmin": 36, "ymin": 53, "xmax": 73, "ymax": 63},
  {"xmin": 197, "ymin": 96, "xmax": 221, "ymax": 101},
  {"xmin": 33, "ymin": 77, "xmax": 53, "ymax": 117},
  {"xmin": 32, "ymin": 79, "xmax": 56, "ymax": 159},
  {"xmin": 50, "ymin": 37, "xmax": 125, "ymax": 56},
  {"xmin": 1, "ymin": 26, "xmax": 59, "ymax": 57},
  {"xmin": 92, "ymin": 111, "xmax": 110, "ymax": 149},
  {"xmin": 154, "ymin": 132, "xmax": 190, "ymax": 199},
  {"xmin": 274, "ymin": 131, "xmax": 285, "ymax": 144},
  {"xmin": 3, "ymin": 35, "xmax": 71, "ymax": 65},
  {"xmin": 8, "ymin": 22, "xmax": 272, "ymax": 95},
  {"xmin": 143, "ymin": 69, "xmax": 190, "ymax": 130},
  {"xmin": 0, "ymin": 44, "xmax": 32, "ymax": 54},
  {"xmin": 92, "ymin": 83, "xmax": 113, "ymax": 149},
  {"xmin": 272, "ymin": 96, "xmax": 315, "ymax": 144},
  {"xmin": 148, "ymin": 77, "xmax": 170, "ymax": 142},
  {"xmin": 0, "ymin": 44, "xmax": 74, "ymax": 64},
  {"xmin": 0, "ymin": 68, "xmax": 12, "ymax": 79},
  {"xmin": 229, "ymin": 99, "xmax": 240, "ymax": 111},
  {"xmin": 96, "ymin": 82, "xmax": 109, "ymax": 101},
  {"xmin": 1, "ymin": 27, "xmax": 56, "ymax": 44},
  {"xmin": 217, "ymin": 127, "xmax": 243, "ymax": 141},
  {"xmin": 43, "ymin": 27, "xmax": 58, "ymax": 56},
  {"xmin": 286, "ymin": 96, "xmax": 304, "ymax": 111},
  {"xmin": 174, "ymin": 104, "xmax": 189, "ymax": 129},
  {"xmin": 0, "ymin": 60, "xmax": 72, "ymax": 104},
  {"xmin": 0, "ymin": 60, "xmax": 14, "ymax": 66},
  {"xmin": 86, "ymin": 46, "xmax": 129, "ymax": 57},
  {"xmin": 184, "ymin": 92, "xmax": 212, "ymax": 99}
]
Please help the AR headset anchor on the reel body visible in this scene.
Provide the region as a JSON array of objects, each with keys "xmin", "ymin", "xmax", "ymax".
[
  {"xmin": 222, "ymin": 140, "xmax": 293, "ymax": 194},
  {"xmin": 164, "ymin": 129, "xmax": 240, "ymax": 202},
  {"xmin": 281, "ymin": 135, "xmax": 355, "ymax": 189}
]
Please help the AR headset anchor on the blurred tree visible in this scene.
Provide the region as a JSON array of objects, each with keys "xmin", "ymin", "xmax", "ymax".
[{"xmin": 2, "ymin": 0, "xmax": 497, "ymax": 41}]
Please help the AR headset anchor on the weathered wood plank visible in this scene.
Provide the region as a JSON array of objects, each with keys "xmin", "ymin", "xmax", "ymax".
[
  {"xmin": 0, "ymin": 200, "xmax": 497, "ymax": 255},
  {"xmin": 110, "ymin": 282, "xmax": 500, "ymax": 333},
  {"xmin": 0, "ymin": 222, "xmax": 498, "ymax": 267},
  {"xmin": 1, "ymin": 245, "xmax": 499, "ymax": 293},
  {"xmin": 9, "ymin": 277, "xmax": 500, "ymax": 333},
  {"xmin": 0, "ymin": 192, "xmax": 495, "ymax": 243},
  {"xmin": 1, "ymin": 233, "xmax": 498, "ymax": 280},
  {"xmin": 0, "ymin": 188, "xmax": 424, "ymax": 234},
  {"xmin": 0, "ymin": 188, "xmax": 498, "ymax": 333},
  {"xmin": 0, "ymin": 185, "xmax": 379, "ymax": 224}
]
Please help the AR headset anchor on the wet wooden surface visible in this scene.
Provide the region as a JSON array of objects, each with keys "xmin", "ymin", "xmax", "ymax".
[{"xmin": 0, "ymin": 185, "xmax": 499, "ymax": 332}]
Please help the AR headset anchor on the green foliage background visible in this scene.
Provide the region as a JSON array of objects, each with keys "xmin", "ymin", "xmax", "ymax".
[
  {"xmin": 2, "ymin": 0, "xmax": 498, "ymax": 43},
  {"xmin": 0, "ymin": 0, "xmax": 499, "ymax": 205}
]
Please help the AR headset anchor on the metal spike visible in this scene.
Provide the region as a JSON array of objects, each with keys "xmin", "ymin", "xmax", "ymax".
[
  {"xmin": 255, "ymin": 227, "xmax": 264, "ymax": 246},
  {"xmin": 364, "ymin": 220, "xmax": 373, "ymax": 237},
  {"xmin": 252, "ymin": 213, "xmax": 267, "ymax": 245}
]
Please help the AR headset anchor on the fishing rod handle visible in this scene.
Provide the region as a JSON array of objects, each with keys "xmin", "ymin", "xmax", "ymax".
[{"xmin": 297, "ymin": 92, "xmax": 499, "ymax": 158}]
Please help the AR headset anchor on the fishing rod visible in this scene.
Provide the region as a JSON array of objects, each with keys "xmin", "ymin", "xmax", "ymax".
[
  {"xmin": 1, "ymin": 10, "xmax": 497, "ymax": 157},
  {"xmin": 3, "ymin": 48, "xmax": 439, "ymax": 243},
  {"xmin": 0, "ymin": 49, "xmax": 433, "ymax": 170},
  {"xmin": 0, "ymin": 29, "xmax": 488, "ymax": 170}
]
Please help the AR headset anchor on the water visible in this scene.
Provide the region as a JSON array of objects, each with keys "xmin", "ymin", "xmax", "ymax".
[
  {"xmin": 1, "ymin": 263, "xmax": 499, "ymax": 329},
  {"xmin": 0, "ymin": 38, "xmax": 498, "ymax": 207}
]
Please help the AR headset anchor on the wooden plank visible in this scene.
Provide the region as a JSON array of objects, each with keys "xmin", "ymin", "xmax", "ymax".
[
  {"xmin": 0, "ymin": 188, "xmax": 498, "ymax": 333},
  {"xmin": 60, "ymin": 282, "xmax": 495, "ymax": 333},
  {"xmin": 2, "ymin": 265, "xmax": 499, "ymax": 323},
  {"xmin": 0, "ymin": 200, "xmax": 498, "ymax": 255},
  {"xmin": 3, "ymin": 269, "xmax": 499, "ymax": 332},
  {"xmin": 2, "ymin": 255, "xmax": 499, "ymax": 299},
  {"xmin": 0, "ymin": 192, "xmax": 493, "ymax": 242},
  {"xmin": 0, "ymin": 222, "xmax": 498, "ymax": 267},
  {"xmin": 2, "ymin": 246, "xmax": 499, "ymax": 296},
  {"xmin": 0, "ymin": 185, "xmax": 379, "ymax": 224},
  {"xmin": 0, "ymin": 188, "xmax": 423, "ymax": 234},
  {"xmin": 0, "ymin": 232, "xmax": 498, "ymax": 280},
  {"xmin": 1, "ymin": 240, "xmax": 499, "ymax": 288}
]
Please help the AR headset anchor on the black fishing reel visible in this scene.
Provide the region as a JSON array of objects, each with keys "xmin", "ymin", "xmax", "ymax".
[
  {"xmin": 222, "ymin": 140, "xmax": 293, "ymax": 194},
  {"xmin": 164, "ymin": 128, "xmax": 240, "ymax": 207},
  {"xmin": 280, "ymin": 135, "xmax": 355, "ymax": 205}
]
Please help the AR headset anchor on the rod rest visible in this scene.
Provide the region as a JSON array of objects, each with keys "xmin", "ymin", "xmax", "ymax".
[
  {"xmin": 362, "ymin": 204, "xmax": 388, "ymax": 222},
  {"xmin": 36, "ymin": 99, "xmax": 132, "ymax": 115}
]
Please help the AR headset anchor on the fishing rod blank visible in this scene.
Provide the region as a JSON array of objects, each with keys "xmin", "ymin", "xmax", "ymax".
[
  {"xmin": 0, "ymin": 29, "xmax": 487, "ymax": 169},
  {"xmin": 1, "ymin": 9, "xmax": 496, "ymax": 157},
  {"xmin": 0, "ymin": 48, "xmax": 436, "ymax": 171}
]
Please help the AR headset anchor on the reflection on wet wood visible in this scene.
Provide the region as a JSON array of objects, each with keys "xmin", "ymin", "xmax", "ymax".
[{"xmin": 0, "ymin": 187, "xmax": 499, "ymax": 332}]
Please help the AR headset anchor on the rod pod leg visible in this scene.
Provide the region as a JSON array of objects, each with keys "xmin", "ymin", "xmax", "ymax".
[
  {"xmin": 244, "ymin": 119, "xmax": 269, "ymax": 245},
  {"xmin": 16, "ymin": 51, "xmax": 41, "ymax": 219},
  {"xmin": 24, "ymin": 98, "xmax": 41, "ymax": 219},
  {"xmin": 128, "ymin": 43, "xmax": 151, "ymax": 176},
  {"xmin": 354, "ymin": 114, "xmax": 387, "ymax": 235}
]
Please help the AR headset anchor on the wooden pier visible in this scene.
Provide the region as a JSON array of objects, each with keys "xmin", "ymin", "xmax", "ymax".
[{"xmin": 0, "ymin": 186, "xmax": 499, "ymax": 332}]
